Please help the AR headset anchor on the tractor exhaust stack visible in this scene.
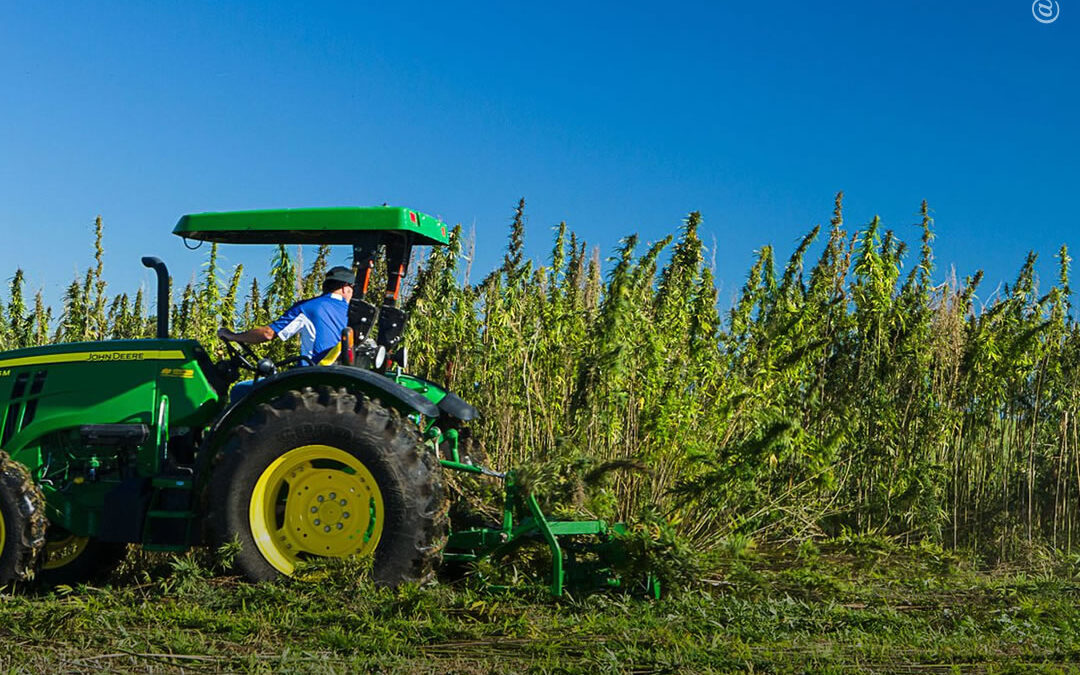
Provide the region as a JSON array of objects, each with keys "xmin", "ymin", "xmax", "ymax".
[{"xmin": 141, "ymin": 256, "xmax": 170, "ymax": 339}]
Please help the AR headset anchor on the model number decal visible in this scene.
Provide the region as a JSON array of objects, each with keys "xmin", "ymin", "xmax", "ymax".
[
  {"xmin": 0, "ymin": 370, "xmax": 10, "ymax": 377},
  {"xmin": 160, "ymin": 368, "xmax": 194, "ymax": 379}
]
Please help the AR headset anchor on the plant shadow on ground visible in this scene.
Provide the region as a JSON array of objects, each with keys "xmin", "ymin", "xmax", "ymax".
[{"xmin": 1, "ymin": 537, "xmax": 1080, "ymax": 673}]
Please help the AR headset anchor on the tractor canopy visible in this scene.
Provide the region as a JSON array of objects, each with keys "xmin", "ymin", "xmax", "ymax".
[
  {"xmin": 175, "ymin": 206, "xmax": 450, "ymax": 353},
  {"xmin": 173, "ymin": 207, "xmax": 450, "ymax": 246}
]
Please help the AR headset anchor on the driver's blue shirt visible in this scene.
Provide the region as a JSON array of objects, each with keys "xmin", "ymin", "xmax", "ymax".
[{"xmin": 269, "ymin": 291, "xmax": 348, "ymax": 364}]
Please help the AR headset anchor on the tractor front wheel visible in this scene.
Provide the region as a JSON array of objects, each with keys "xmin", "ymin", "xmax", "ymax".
[
  {"xmin": 37, "ymin": 529, "xmax": 127, "ymax": 587},
  {"xmin": 207, "ymin": 386, "xmax": 446, "ymax": 586},
  {"xmin": 0, "ymin": 452, "xmax": 46, "ymax": 587}
]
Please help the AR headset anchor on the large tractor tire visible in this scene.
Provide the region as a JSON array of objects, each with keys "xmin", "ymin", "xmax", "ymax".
[
  {"xmin": 207, "ymin": 386, "xmax": 446, "ymax": 586},
  {"xmin": 0, "ymin": 452, "xmax": 47, "ymax": 587},
  {"xmin": 37, "ymin": 529, "xmax": 127, "ymax": 587}
]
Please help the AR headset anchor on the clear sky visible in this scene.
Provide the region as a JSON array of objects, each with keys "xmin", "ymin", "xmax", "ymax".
[{"xmin": 1, "ymin": 1, "xmax": 1076, "ymax": 312}]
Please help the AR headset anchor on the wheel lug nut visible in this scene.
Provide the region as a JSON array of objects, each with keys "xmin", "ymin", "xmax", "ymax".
[
  {"xmin": 314, "ymin": 519, "xmax": 321, "ymax": 526},
  {"xmin": 343, "ymin": 512, "xmax": 350, "ymax": 519},
  {"xmin": 324, "ymin": 526, "xmax": 331, "ymax": 533},
  {"xmin": 310, "ymin": 507, "xmax": 318, "ymax": 513},
  {"xmin": 317, "ymin": 495, "xmax": 325, "ymax": 502},
  {"xmin": 336, "ymin": 523, "xmax": 343, "ymax": 530},
  {"xmin": 340, "ymin": 499, "xmax": 347, "ymax": 506},
  {"xmin": 329, "ymin": 492, "xmax": 336, "ymax": 499}
]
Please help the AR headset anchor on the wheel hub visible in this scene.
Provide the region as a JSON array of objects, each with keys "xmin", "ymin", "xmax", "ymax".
[
  {"xmin": 249, "ymin": 444, "xmax": 385, "ymax": 575},
  {"xmin": 284, "ymin": 470, "xmax": 370, "ymax": 556}
]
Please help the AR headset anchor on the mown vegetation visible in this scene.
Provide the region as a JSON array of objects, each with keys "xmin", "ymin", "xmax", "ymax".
[
  {"xmin": 3, "ymin": 541, "xmax": 1080, "ymax": 672},
  {"xmin": 5, "ymin": 195, "xmax": 1079, "ymax": 561}
]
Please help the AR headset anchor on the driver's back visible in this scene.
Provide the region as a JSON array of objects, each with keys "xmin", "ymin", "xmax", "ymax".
[{"xmin": 269, "ymin": 291, "xmax": 349, "ymax": 365}]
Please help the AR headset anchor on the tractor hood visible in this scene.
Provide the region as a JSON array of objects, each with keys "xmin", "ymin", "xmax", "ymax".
[{"xmin": 174, "ymin": 207, "xmax": 450, "ymax": 246}]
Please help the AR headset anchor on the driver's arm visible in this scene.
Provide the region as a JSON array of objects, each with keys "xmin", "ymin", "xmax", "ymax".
[{"xmin": 218, "ymin": 326, "xmax": 274, "ymax": 344}]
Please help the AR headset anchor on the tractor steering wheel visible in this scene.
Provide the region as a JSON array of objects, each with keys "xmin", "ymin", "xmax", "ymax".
[
  {"xmin": 220, "ymin": 335, "xmax": 261, "ymax": 373},
  {"xmin": 220, "ymin": 333, "xmax": 282, "ymax": 382}
]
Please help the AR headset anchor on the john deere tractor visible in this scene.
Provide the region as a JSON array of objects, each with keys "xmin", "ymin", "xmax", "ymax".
[{"xmin": 0, "ymin": 207, "xmax": 653, "ymax": 596}]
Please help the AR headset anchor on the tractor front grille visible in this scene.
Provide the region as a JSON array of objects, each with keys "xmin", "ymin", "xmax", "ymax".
[{"xmin": 1, "ymin": 370, "xmax": 48, "ymax": 447}]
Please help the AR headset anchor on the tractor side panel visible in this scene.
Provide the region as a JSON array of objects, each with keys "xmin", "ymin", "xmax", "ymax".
[
  {"xmin": 0, "ymin": 339, "xmax": 222, "ymax": 538},
  {"xmin": 155, "ymin": 359, "xmax": 224, "ymax": 429},
  {"xmin": 0, "ymin": 356, "xmax": 157, "ymax": 465}
]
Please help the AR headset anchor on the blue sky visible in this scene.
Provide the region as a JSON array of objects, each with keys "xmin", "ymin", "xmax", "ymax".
[{"xmin": 1, "ymin": 1, "xmax": 1076, "ymax": 313}]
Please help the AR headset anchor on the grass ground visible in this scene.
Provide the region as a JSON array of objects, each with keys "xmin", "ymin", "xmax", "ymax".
[{"xmin": 2, "ymin": 539, "xmax": 1080, "ymax": 673}]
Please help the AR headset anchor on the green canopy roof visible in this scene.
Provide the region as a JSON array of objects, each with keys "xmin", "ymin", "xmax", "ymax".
[{"xmin": 173, "ymin": 207, "xmax": 450, "ymax": 246}]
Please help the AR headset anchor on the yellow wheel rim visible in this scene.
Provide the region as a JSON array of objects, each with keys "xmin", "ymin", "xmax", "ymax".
[
  {"xmin": 249, "ymin": 444, "xmax": 384, "ymax": 575},
  {"xmin": 43, "ymin": 534, "xmax": 90, "ymax": 570}
]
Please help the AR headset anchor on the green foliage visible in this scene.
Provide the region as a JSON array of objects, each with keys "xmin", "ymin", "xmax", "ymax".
[
  {"xmin": 7, "ymin": 269, "xmax": 29, "ymax": 349},
  {"xmin": 8, "ymin": 197, "xmax": 1080, "ymax": 561},
  {"xmin": 302, "ymin": 244, "xmax": 331, "ymax": 298}
]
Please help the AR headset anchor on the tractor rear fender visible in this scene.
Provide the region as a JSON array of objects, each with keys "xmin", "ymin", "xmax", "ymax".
[
  {"xmin": 199, "ymin": 366, "xmax": 438, "ymax": 467},
  {"xmin": 391, "ymin": 373, "xmax": 479, "ymax": 422}
]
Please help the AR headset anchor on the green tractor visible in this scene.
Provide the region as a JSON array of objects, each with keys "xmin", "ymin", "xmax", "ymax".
[{"xmin": 0, "ymin": 207, "xmax": 654, "ymax": 596}]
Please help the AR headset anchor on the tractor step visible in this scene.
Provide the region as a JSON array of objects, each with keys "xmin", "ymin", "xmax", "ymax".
[
  {"xmin": 146, "ymin": 510, "xmax": 196, "ymax": 519},
  {"xmin": 142, "ymin": 543, "xmax": 189, "ymax": 553},
  {"xmin": 142, "ymin": 474, "xmax": 198, "ymax": 548}
]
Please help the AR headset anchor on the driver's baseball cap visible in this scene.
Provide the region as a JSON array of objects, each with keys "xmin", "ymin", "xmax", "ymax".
[{"xmin": 324, "ymin": 266, "xmax": 354, "ymax": 286}]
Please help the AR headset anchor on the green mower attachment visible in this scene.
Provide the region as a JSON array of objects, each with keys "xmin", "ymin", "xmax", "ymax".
[{"xmin": 441, "ymin": 469, "xmax": 661, "ymax": 598}]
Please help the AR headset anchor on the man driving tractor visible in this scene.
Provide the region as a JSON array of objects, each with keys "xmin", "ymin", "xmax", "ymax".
[
  {"xmin": 0, "ymin": 206, "xmax": 646, "ymax": 598},
  {"xmin": 217, "ymin": 265, "xmax": 355, "ymax": 366}
]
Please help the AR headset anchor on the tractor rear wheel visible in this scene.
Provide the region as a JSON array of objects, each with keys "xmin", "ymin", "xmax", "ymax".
[
  {"xmin": 0, "ymin": 452, "xmax": 46, "ymax": 587},
  {"xmin": 37, "ymin": 529, "xmax": 127, "ymax": 586},
  {"xmin": 207, "ymin": 386, "xmax": 446, "ymax": 586}
]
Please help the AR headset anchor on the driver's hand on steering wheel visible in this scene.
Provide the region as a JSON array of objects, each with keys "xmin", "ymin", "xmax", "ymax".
[{"xmin": 218, "ymin": 327, "xmax": 235, "ymax": 341}]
